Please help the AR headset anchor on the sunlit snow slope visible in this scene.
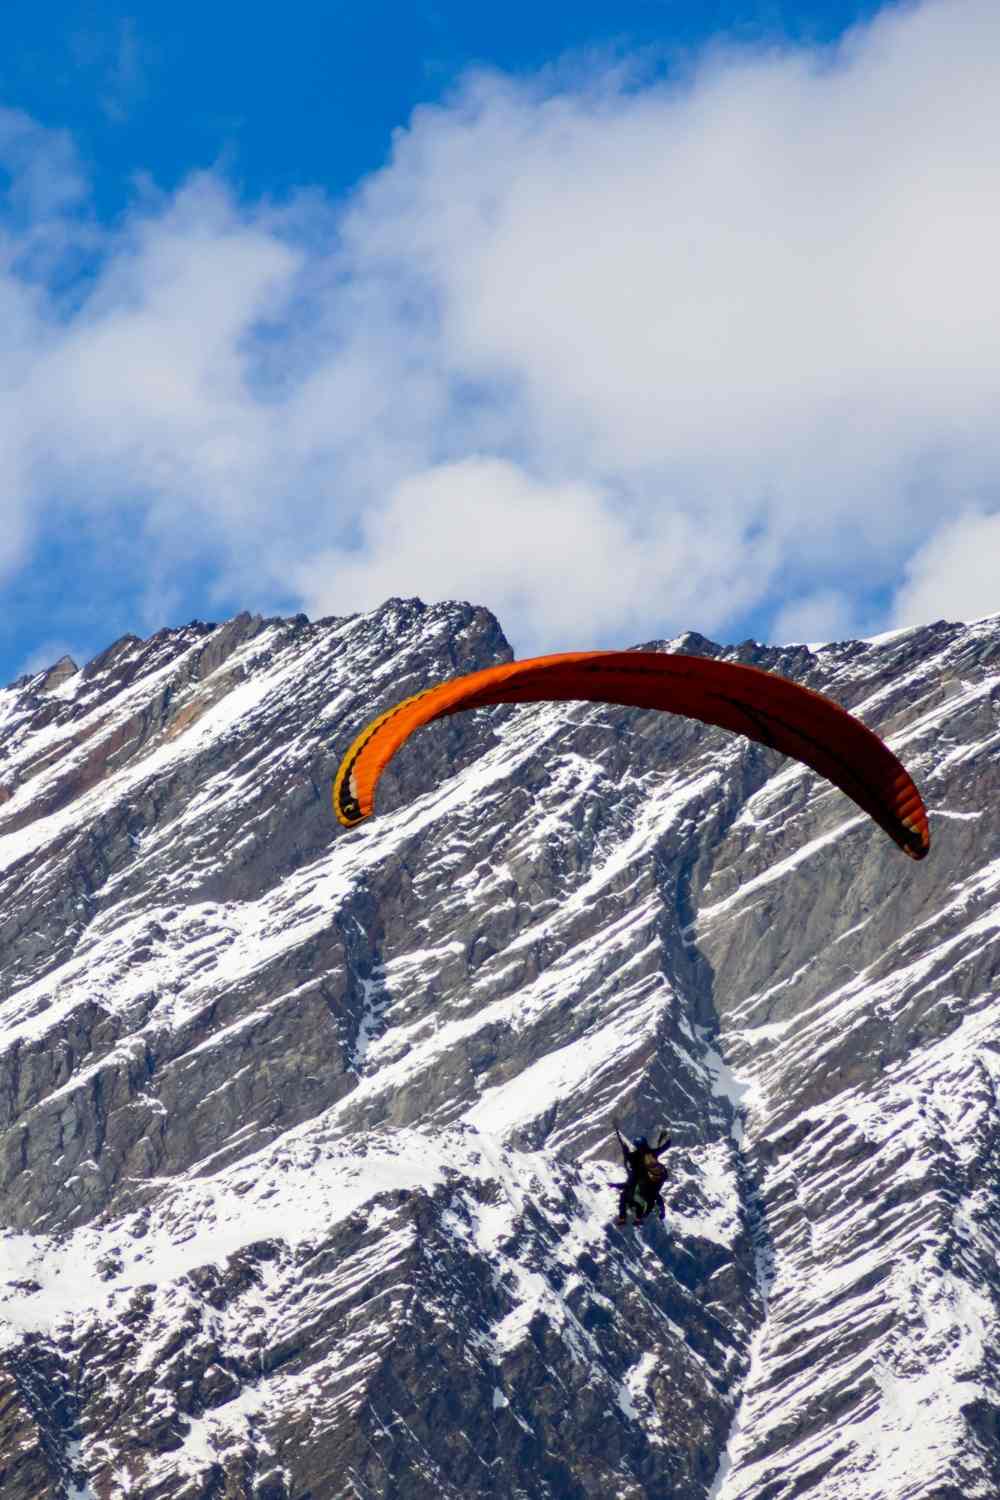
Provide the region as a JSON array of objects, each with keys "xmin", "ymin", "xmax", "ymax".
[{"xmin": 0, "ymin": 601, "xmax": 995, "ymax": 1500}]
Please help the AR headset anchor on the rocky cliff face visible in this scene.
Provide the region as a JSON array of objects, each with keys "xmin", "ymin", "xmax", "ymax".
[{"xmin": 0, "ymin": 600, "xmax": 996, "ymax": 1500}]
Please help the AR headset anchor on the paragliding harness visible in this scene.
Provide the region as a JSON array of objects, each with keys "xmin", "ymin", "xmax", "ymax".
[{"xmin": 614, "ymin": 1125, "xmax": 671, "ymax": 1226}]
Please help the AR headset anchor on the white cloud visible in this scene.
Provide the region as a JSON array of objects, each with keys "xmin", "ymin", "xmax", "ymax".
[
  {"xmin": 0, "ymin": 107, "xmax": 87, "ymax": 221},
  {"xmin": 892, "ymin": 512, "xmax": 1000, "ymax": 626},
  {"xmin": 293, "ymin": 456, "xmax": 777, "ymax": 648},
  {"xmin": 41, "ymin": 176, "xmax": 300, "ymax": 503},
  {"xmin": 771, "ymin": 589, "xmax": 862, "ymax": 645},
  {"xmin": 2, "ymin": 0, "xmax": 1000, "ymax": 651}
]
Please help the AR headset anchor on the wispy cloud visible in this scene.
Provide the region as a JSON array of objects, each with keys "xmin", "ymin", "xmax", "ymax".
[
  {"xmin": 893, "ymin": 512, "xmax": 1000, "ymax": 626},
  {"xmin": 2, "ymin": 0, "xmax": 999, "ymax": 657},
  {"xmin": 70, "ymin": 15, "xmax": 152, "ymax": 124},
  {"xmin": 100, "ymin": 18, "xmax": 150, "ymax": 124}
]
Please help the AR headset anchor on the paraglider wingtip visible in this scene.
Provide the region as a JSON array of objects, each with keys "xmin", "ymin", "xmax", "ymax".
[
  {"xmin": 902, "ymin": 821, "xmax": 930, "ymax": 860},
  {"xmin": 332, "ymin": 782, "xmax": 368, "ymax": 828},
  {"xmin": 335, "ymin": 806, "xmax": 367, "ymax": 829}
]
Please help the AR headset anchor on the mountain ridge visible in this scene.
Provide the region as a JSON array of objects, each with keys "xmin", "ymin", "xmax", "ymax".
[{"xmin": 0, "ymin": 599, "xmax": 996, "ymax": 1499}]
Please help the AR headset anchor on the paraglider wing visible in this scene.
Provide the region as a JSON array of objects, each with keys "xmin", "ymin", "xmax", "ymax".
[{"xmin": 332, "ymin": 651, "xmax": 929, "ymax": 859}]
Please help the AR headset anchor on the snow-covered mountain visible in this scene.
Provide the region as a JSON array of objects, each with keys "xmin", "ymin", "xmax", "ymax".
[{"xmin": 0, "ymin": 600, "xmax": 996, "ymax": 1500}]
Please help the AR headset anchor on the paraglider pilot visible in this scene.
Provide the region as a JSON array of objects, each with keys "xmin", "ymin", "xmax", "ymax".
[{"xmin": 615, "ymin": 1124, "xmax": 671, "ymax": 1225}]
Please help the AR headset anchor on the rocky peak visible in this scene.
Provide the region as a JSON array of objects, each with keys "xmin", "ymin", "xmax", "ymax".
[{"xmin": 34, "ymin": 657, "xmax": 79, "ymax": 696}]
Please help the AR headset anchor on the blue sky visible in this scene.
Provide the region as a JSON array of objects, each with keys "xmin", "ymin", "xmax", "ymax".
[{"xmin": 1, "ymin": 0, "xmax": 998, "ymax": 682}]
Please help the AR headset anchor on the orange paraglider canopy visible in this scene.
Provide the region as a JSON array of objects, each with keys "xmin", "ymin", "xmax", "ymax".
[{"xmin": 332, "ymin": 650, "xmax": 929, "ymax": 859}]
